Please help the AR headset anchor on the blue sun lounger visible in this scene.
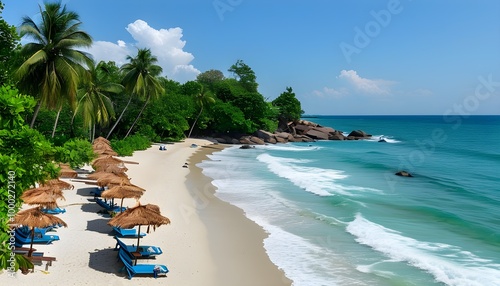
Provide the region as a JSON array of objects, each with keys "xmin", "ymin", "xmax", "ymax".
[
  {"xmin": 41, "ymin": 207, "xmax": 66, "ymax": 214},
  {"xmin": 14, "ymin": 228, "xmax": 59, "ymax": 247},
  {"xmin": 114, "ymin": 237, "xmax": 162, "ymax": 258},
  {"xmin": 95, "ymin": 198, "xmax": 126, "ymax": 212},
  {"xmin": 113, "ymin": 227, "xmax": 146, "ymax": 238},
  {"xmin": 118, "ymin": 248, "xmax": 168, "ymax": 279}
]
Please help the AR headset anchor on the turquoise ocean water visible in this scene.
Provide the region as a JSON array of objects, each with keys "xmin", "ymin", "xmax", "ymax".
[{"xmin": 198, "ymin": 116, "xmax": 500, "ymax": 286}]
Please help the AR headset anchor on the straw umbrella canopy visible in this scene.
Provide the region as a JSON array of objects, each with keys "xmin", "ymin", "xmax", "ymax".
[
  {"xmin": 97, "ymin": 175, "xmax": 131, "ymax": 187},
  {"xmin": 104, "ymin": 164, "xmax": 128, "ymax": 174},
  {"xmin": 94, "ymin": 149, "xmax": 118, "ymax": 156},
  {"xmin": 93, "ymin": 136, "xmax": 111, "ymax": 145},
  {"xmin": 20, "ymin": 186, "xmax": 65, "ymax": 210},
  {"xmin": 58, "ymin": 163, "xmax": 78, "ymax": 178},
  {"xmin": 40, "ymin": 179, "xmax": 74, "ymax": 190},
  {"xmin": 87, "ymin": 170, "xmax": 128, "ymax": 180},
  {"xmin": 101, "ymin": 185, "xmax": 145, "ymax": 210},
  {"xmin": 108, "ymin": 203, "xmax": 171, "ymax": 254},
  {"xmin": 12, "ymin": 207, "xmax": 67, "ymax": 256},
  {"xmin": 92, "ymin": 156, "xmax": 125, "ymax": 171}
]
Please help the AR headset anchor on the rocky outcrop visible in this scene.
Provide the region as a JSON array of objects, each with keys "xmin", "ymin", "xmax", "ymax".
[
  {"xmin": 347, "ymin": 130, "xmax": 372, "ymax": 139},
  {"xmin": 210, "ymin": 120, "xmax": 372, "ymax": 145}
]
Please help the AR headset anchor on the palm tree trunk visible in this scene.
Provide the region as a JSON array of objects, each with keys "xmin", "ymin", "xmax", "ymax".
[
  {"xmin": 124, "ymin": 96, "xmax": 150, "ymax": 139},
  {"xmin": 29, "ymin": 102, "xmax": 42, "ymax": 128},
  {"xmin": 51, "ymin": 106, "xmax": 63, "ymax": 138},
  {"xmin": 187, "ymin": 105, "xmax": 203, "ymax": 138},
  {"xmin": 106, "ymin": 96, "xmax": 132, "ymax": 139}
]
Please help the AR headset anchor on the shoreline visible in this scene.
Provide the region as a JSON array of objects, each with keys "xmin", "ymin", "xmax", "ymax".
[
  {"xmin": 187, "ymin": 143, "xmax": 292, "ymax": 286},
  {"xmin": 0, "ymin": 139, "xmax": 290, "ymax": 285}
]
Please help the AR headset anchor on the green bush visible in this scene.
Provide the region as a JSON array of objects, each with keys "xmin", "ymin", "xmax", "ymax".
[
  {"xmin": 111, "ymin": 134, "xmax": 151, "ymax": 156},
  {"xmin": 54, "ymin": 138, "xmax": 96, "ymax": 169}
]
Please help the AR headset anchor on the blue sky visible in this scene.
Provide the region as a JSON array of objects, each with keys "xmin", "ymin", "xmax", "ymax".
[{"xmin": 2, "ymin": 0, "xmax": 500, "ymax": 115}]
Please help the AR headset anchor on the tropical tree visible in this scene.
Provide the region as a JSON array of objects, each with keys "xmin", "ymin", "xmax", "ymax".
[
  {"xmin": 272, "ymin": 87, "xmax": 303, "ymax": 130},
  {"xmin": 74, "ymin": 61, "xmax": 123, "ymax": 141},
  {"xmin": 0, "ymin": 1, "xmax": 21, "ymax": 86},
  {"xmin": 107, "ymin": 48, "xmax": 163, "ymax": 139},
  {"xmin": 228, "ymin": 60, "xmax": 258, "ymax": 92},
  {"xmin": 14, "ymin": 1, "xmax": 93, "ymax": 129},
  {"xmin": 187, "ymin": 83, "xmax": 215, "ymax": 138}
]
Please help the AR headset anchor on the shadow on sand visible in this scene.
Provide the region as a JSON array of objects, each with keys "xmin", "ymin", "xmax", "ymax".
[
  {"xmin": 77, "ymin": 187, "xmax": 99, "ymax": 197},
  {"xmin": 87, "ymin": 218, "xmax": 114, "ymax": 235},
  {"xmin": 88, "ymin": 248, "xmax": 122, "ymax": 275}
]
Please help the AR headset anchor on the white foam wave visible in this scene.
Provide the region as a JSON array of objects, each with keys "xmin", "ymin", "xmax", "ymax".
[
  {"xmin": 257, "ymin": 153, "xmax": 383, "ymax": 197},
  {"xmin": 257, "ymin": 143, "xmax": 322, "ymax": 152},
  {"xmin": 346, "ymin": 214, "xmax": 500, "ymax": 286},
  {"xmin": 257, "ymin": 153, "xmax": 348, "ymax": 196},
  {"xmin": 368, "ymin": 135, "xmax": 401, "ymax": 143}
]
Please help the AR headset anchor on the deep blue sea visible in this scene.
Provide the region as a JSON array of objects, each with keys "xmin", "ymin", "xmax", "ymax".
[{"xmin": 198, "ymin": 116, "xmax": 500, "ymax": 286}]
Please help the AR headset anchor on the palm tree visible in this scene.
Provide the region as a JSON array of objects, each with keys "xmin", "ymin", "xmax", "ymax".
[
  {"xmin": 187, "ymin": 85, "xmax": 215, "ymax": 138},
  {"xmin": 15, "ymin": 2, "xmax": 93, "ymax": 129},
  {"xmin": 74, "ymin": 62, "xmax": 123, "ymax": 141},
  {"xmin": 106, "ymin": 48, "xmax": 164, "ymax": 139}
]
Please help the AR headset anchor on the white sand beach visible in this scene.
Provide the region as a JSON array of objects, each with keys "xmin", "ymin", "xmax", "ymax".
[{"xmin": 1, "ymin": 139, "xmax": 291, "ymax": 286}]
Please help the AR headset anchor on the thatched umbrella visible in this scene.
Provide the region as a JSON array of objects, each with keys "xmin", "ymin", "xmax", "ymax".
[
  {"xmin": 108, "ymin": 203, "xmax": 170, "ymax": 256},
  {"xmin": 40, "ymin": 179, "xmax": 74, "ymax": 190},
  {"xmin": 92, "ymin": 156, "xmax": 125, "ymax": 169},
  {"xmin": 93, "ymin": 136, "xmax": 111, "ymax": 145},
  {"xmin": 101, "ymin": 185, "xmax": 145, "ymax": 211},
  {"xmin": 97, "ymin": 174, "xmax": 131, "ymax": 187},
  {"xmin": 87, "ymin": 170, "xmax": 128, "ymax": 180},
  {"xmin": 12, "ymin": 207, "xmax": 67, "ymax": 256},
  {"xmin": 20, "ymin": 187, "xmax": 65, "ymax": 210},
  {"xmin": 94, "ymin": 149, "xmax": 118, "ymax": 156},
  {"xmin": 104, "ymin": 164, "xmax": 128, "ymax": 174},
  {"xmin": 58, "ymin": 163, "xmax": 78, "ymax": 178}
]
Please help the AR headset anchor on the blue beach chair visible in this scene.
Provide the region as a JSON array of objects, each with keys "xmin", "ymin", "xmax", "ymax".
[
  {"xmin": 113, "ymin": 227, "xmax": 146, "ymax": 238},
  {"xmin": 118, "ymin": 248, "xmax": 168, "ymax": 279},
  {"xmin": 114, "ymin": 236, "xmax": 162, "ymax": 258},
  {"xmin": 14, "ymin": 228, "xmax": 59, "ymax": 247}
]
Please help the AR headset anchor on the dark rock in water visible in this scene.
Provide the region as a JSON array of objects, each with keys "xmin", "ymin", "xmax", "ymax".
[
  {"xmin": 395, "ymin": 171, "xmax": 413, "ymax": 177},
  {"xmin": 378, "ymin": 138, "xmax": 387, "ymax": 142},
  {"xmin": 347, "ymin": 130, "xmax": 372, "ymax": 138},
  {"xmin": 240, "ymin": 144, "xmax": 254, "ymax": 149}
]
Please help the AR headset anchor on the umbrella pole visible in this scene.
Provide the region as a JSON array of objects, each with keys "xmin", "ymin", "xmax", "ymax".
[
  {"xmin": 136, "ymin": 225, "xmax": 141, "ymax": 252},
  {"xmin": 28, "ymin": 227, "xmax": 35, "ymax": 257},
  {"xmin": 120, "ymin": 198, "xmax": 124, "ymax": 213}
]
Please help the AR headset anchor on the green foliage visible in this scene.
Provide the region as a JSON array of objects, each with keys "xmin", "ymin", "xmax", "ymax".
[
  {"xmin": 196, "ymin": 69, "xmax": 224, "ymax": 89},
  {"xmin": 228, "ymin": 59, "xmax": 258, "ymax": 92},
  {"xmin": 272, "ymin": 87, "xmax": 303, "ymax": 123},
  {"xmin": 110, "ymin": 134, "xmax": 151, "ymax": 156},
  {"xmin": 0, "ymin": 85, "xmax": 35, "ymax": 129},
  {"xmin": 138, "ymin": 91, "xmax": 193, "ymax": 141},
  {"xmin": 0, "ymin": 1, "xmax": 21, "ymax": 86},
  {"xmin": 54, "ymin": 138, "xmax": 96, "ymax": 169},
  {"xmin": 206, "ymin": 100, "xmax": 253, "ymax": 133},
  {"xmin": 15, "ymin": 1, "xmax": 93, "ymax": 120},
  {"xmin": 0, "ymin": 85, "xmax": 58, "ymax": 272}
]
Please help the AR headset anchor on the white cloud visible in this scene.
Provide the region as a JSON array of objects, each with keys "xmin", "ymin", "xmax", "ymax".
[
  {"xmin": 338, "ymin": 70, "xmax": 395, "ymax": 95},
  {"xmin": 88, "ymin": 19, "xmax": 200, "ymax": 82},
  {"xmin": 312, "ymin": 87, "xmax": 348, "ymax": 98}
]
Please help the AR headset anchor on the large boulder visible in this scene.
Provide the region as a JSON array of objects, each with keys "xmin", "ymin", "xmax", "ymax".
[
  {"xmin": 256, "ymin": 130, "xmax": 275, "ymax": 142},
  {"xmin": 347, "ymin": 130, "xmax": 372, "ymax": 138},
  {"xmin": 329, "ymin": 132, "xmax": 345, "ymax": 140},
  {"xmin": 293, "ymin": 124, "xmax": 311, "ymax": 134},
  {"xmin": 305, "ymin": 129, "xmax": 329, "ymax": 140},
  {"xmin": 249, "ymin": 136, "xmax": 265, "ymax": 145}
]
